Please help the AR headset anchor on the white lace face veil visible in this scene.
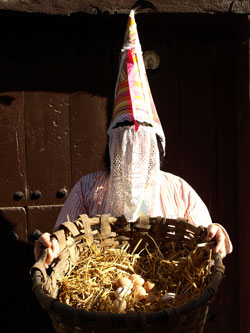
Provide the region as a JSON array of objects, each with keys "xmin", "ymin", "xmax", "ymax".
[{"xmin": 106, "ymin": 124, "xmax": 162, "ymax": 221}]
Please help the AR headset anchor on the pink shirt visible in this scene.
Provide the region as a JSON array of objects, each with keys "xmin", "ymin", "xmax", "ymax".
[
  {"xmin": 55, "ymin": 169, "xmax": 212, "ymax": 227},
  {"xmin": 54, "ymin": 170, "xmax": 232, "ymax": 252}
]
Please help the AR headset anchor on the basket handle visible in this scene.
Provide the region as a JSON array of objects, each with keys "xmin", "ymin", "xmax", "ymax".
[
  {"xmin": 30, "ymin": 247, "xmax": 49, "ymax": 289},
  {"xmin": 30, "ymin": 247, "xmax": 59, "ymax": 311}
]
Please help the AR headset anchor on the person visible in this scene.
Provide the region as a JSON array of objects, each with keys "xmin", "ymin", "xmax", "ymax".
[{"xmin": 34, "ymin": 10, "xmax": 232, "ymax": 268}]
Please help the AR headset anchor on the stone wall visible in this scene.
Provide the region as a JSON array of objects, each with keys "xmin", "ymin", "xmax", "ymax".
[{"xmin": 0, "ymin": 0, "xmax": 249, "ymax": 15}]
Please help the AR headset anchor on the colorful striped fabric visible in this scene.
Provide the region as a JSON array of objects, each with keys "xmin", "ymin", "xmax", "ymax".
[
  {"xmin": 112, "ymin": 11, "xmax": 150, "ymax": 127},
  {"xmin": 123, "ymin": 10, "xmax": 137, "ymax": 47},
  {"xmin": 108, "ymin": 10, "xmax": 166, "ymax": 154}
]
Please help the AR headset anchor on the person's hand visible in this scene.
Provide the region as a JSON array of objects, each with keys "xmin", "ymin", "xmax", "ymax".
[
  {"xmin": 206, "ymin": 224, "xmax": 227, "ymax": 258},
  {"xmin": 34, "ymin": 232, "xmax": 60, "ymax": 268}
]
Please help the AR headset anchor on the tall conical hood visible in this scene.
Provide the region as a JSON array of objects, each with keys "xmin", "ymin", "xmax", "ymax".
[{"xmin": 108, "ymin": 10, "xmax": 165, "ymax": 155}]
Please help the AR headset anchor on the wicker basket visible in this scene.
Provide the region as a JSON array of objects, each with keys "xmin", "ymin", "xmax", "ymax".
[{"xmin": 30, "ymin": 215, "xmax": 225, "ymax": 333}]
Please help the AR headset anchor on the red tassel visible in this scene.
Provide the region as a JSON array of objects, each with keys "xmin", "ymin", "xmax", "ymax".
[{"xmin": 127, "ymin": 49, "xmax": 139, "ymax": 132}]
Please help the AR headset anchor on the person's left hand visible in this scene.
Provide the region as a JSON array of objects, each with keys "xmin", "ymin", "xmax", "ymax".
[{"xmin": 206, "ymin": 224, "xmax": 227, "ymax": 258}]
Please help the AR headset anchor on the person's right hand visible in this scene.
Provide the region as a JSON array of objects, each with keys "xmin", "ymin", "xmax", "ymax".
[{"xmin": 34, "ymin": 232, "xmax": 60, "ymax": 268}]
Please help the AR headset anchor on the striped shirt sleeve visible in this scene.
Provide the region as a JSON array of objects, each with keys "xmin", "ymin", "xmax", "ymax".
[
  {"xmin": 161, "ymin": 172, "xmax": 232, "ymax": 254},
  {"xmin": 179, "ymin": 177, "xmax": 232, "ymax": 254},
  {"xmin": 182, "ymin": 179, "xmax": 213, "ymax": 227}
]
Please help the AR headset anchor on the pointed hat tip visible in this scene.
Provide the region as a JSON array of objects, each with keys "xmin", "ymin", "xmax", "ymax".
[{"xmin": 130, "ymin": 9, "xmax": 135, "ymax": 17}]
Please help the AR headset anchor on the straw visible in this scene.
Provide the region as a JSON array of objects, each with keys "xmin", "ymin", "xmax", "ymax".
[{"xmin": 57, "ymin": 236, "xmax": 212, "ymax": 313}]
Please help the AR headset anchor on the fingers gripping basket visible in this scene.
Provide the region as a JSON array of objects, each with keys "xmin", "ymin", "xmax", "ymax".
[{"xmin": 30, "ymin": 215, "xmax": 225, "ymax": 333}]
